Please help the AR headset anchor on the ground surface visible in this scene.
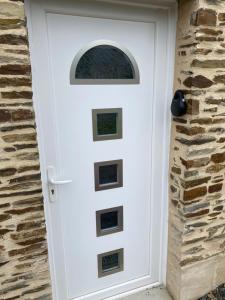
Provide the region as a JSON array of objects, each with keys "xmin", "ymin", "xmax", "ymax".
[
  {"xmin": 120, "ymin": 284, "xmax": 225, "ymax": 300},
  {"xmin": 121, "ymin": 286, "xmax": 172, "ymax": 300}
]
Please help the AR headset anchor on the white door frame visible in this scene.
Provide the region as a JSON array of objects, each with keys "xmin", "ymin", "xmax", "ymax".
[{"xmin": 24, "ymin": 0, "xmax": 177, "ymax": 299}]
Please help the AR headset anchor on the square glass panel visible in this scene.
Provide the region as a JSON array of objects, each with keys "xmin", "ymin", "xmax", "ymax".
[
  {"xmin": 96, "ymin": 206, "xmax": 123, "ymax": 237},
  {"xmin": 92, "ymin": 108, "xmax": 122, "ymax": 141},
  {"xmin": 98, "ymin": 248, "xmax": 124, "ymax": 278},
  {"xmin": 101, "ymin": 211, "xmax": 118, "ymax": 229},
  {"xmin": 97, "ymin": 113, "xmax": 117, "ymax": 135},
  {"xmin": 99, "ymin": 164, "xmax": 117, "ymax": 185},
  {"xmin": 94, "ymin": 160, "xmax": 123, "ymax": 191}
]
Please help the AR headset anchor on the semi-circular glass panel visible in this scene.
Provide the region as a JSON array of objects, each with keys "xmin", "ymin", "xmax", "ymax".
[{"xmin": 70, "ymin": 40, "xmax": 140, "ymax": 84}]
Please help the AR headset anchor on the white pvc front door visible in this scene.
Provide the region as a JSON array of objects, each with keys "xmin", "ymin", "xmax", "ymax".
[{"xmin": 28, "ymin": 1, "xmax": 173, "ymax": 299}]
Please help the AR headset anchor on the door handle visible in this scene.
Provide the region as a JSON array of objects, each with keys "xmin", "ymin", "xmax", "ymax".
[
  {"xmin": 47, "ymin": 166, "xmax": 72, "ymax": 203},
  {"xmin": 47, "ymin": 166, "xmax": 72, "ymax": 185},
  {"xmin": 48, "ymin": 178, "xmax": 72, "ymax": 185}
]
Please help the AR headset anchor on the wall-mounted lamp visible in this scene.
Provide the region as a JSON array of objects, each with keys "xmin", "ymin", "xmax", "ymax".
[{"xmin": 171, "ymin": 90, "xmax": 187, "ymax": 117}]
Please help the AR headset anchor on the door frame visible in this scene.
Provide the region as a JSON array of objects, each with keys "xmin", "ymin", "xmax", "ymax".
[{"xmin": 24, "ymin": 0, "xmax": 177, "ymax": 299}]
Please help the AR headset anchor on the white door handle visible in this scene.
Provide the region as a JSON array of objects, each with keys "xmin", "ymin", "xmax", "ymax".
[
  {"xmin": 47, "ymin": 166, "xmax": 72, "ymax": 185},
  {"xmin": 48, "ymin": 178, "xmax": 72, "ymax": 185},
  {"xmin": 47, "ymin": 166, "xmax": 72, "ymax": 203}
]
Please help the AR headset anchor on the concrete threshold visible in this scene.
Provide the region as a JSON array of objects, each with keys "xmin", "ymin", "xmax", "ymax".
[{"xmin": 120, "ymin": 286, "xmax": 172, "ymax": 300}]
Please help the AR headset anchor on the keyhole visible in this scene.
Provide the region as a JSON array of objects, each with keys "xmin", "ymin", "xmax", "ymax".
[{"xmin": 51, "ymin": 189, "xmax": 55, "ymax": 195}]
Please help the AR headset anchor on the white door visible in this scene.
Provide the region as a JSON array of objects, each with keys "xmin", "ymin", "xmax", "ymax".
[{"xmin": 27, "ymin": 1, "xmax": 174, "ymax": 299}]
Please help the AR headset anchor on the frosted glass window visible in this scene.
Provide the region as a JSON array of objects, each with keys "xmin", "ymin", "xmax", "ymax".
[
  {"xmin": 94, "ymin": 160, "xmax": 123, "ymax": 191},
  {"xmin": 92, "ymin": 108, "xmax": 122, "ymax": 141},
  {"xmin": 70, "ymin": 41, "xmax": 140, "ymax": 84},
  {"xmin": 98, "ymin": 249, "xmax": 124, "ymax": 277},
  {"xmin": 96, "ymin": 206, "xmax": 123, "ymax": 237}
]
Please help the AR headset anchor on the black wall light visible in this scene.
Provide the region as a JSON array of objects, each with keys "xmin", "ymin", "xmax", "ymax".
[{"xmin": 171, "ymin": 90, "xmax": 187, "ymax": 117}]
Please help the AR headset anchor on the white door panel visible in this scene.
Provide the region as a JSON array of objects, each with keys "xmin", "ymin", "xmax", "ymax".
[{"xmin": 27, "ymin": 1, "xmax": 173, "ymax": 299}]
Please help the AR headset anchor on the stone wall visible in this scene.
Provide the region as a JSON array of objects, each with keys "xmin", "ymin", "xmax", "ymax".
[
  {"xmin": 0, "ymin": 0, "xmax": 52, "ymax": 299},
  {"xmin": 167, "ymin": 0, "xmax": 225, "ymax": 299}
]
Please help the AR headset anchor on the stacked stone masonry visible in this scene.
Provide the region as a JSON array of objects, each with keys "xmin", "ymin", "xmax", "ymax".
[
  {"xmin": 0, "ymin": 0, "xmax": 52, "ymax": 299},
  {"xmin": 168, "ymin": 0, "xmax": 225, "ymax": 300}
]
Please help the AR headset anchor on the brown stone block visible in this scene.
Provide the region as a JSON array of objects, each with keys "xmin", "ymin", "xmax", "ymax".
[
  {"xmin": 11, "ymin": 228, "xmax": 46, "ymax": 240},
  {"xmin": 18, "ymin": 165, "xmax": 40, "ymax": 173},
  {"xmin": 0, "ymin": 18, "xmax": 25, "ymax": 30},
  {"xmin": 0, "ymin": 64, "xmax": 31, "ymax": 75},
  {"xmin": 191, "ymin": 9, "xmax": 217, "ymax": 26},
  {"xmin": 185, "ymin": 209, "xmax": 210, "ymax": 219},
  {"xmin": 0, "ymin": 188, "xmax": 42, "ymax": 198},
  {"xmin": 211, "ymin": 152, "xmax": 225, "ymax": 163},
  {"xmin": 208, "ymin": 183, "xmax": 223, "ymax": 194},
  {"xmin": 13, "ymin": 196, "xmax": 43, "ymax": 207},
  {"xmin": 192, "ymin": 59, "xmax": 225, "ymax": 68},
  {"xmin": 187, "ymin": 99, "xmax": 199, "ymax": 115},
  {"xmin": 183, "ymin": 75, "xmax": 213, "ymax": 88},
  {"xmin": 17, "ymin": 220, "xmax": 44, "ymax": 232},
  {"xmin": 205, "ymin": 97, "xmax": 224, "ymax": 105},
  {"xmin": 1, "ymin": 124, "xmax": 35, "ymax": 132},
  {"xmin": 0, "ymin": 213, "xmax": 11, "ymax": 222},
  {"xmin": 0, "ymin": 168, "xmax": 17, "ymax": 176},
  {"xmin": 181, "ymin": 157, "xmax": 210, "ymax": 169},
  {"xmin": 182, "ymin": 177, "xmax": 211, "ymax": 189},
  {"xmin": 180, "ymin": 256, "xmax": 204, "ymax": 267},
  {"xmin": 196, "ymin": 36, "xmax": 217, "ymax": 42},
  {"xmin": 191, "ymin": 118, "xmax": 212, "ymax": 125},
  {"xmin": 9, "ymin": 173, "xmax": 41, "ymax": 184},
  {"xmin": 176, "ymin": 136, "xmax": 216, "ymax": 146},
  {"xmin": 0, "ymin": 34, "xmax": 27, "ymax": 45},
  {"xmin": 197, "ymin": 28, "xmax": 222, "ymax": 36},
  {"xmin": 219, "ymin": 13, "xmax": 225, "ymax": 22},
  {"xmin": 214, "ymin": 74, "xmax": 225, "ymax": 84},
  {"xmin": 193, "ymin": 48, "xmax": 212, "ymax": 55},
  {"xmin": 0, "ymin": 109, "xmax": 11, "ymax": 122},
  {"xmin": 16, "ymin": 237, "xmax": 46, "ymax": 247},
  {"xmin": 0, "ymin": 77, "xmax": 31, "ymax": 88},
  {"xmin": 2, "ymin": 133, "xmax": 36, "ymax": 143},
  {"xmin": 191, "ymin": 118, "xmax": 225, "ymax": 125},
  {"xmin": 11, "ymin": 109, "xmax": 34, "ymax": 121},
  {"xmin": 183, "ymin": 186, "xmax": 207, "ymax": 201},
  {"xmin": 0, "ymin": 229, "xmax": 12, "ymax": 236},
  {"xmin": 217, "ymin": 137, "xmax": 225, "ymax": 143},
  {"xmin": 172, "ymin": 166, "xmax": 181, "ymax": 175},
  {"xmin": 206, "ymin": 164, "xmax": 225, "ymax": 173},
  {"xmin": 1, "ymin": 91, "xmax": 33, "ymax": 99},
  {"xmin": 213, "ymin": 205, "xmax": 223, "ymax": 211},
  {"xmin": 6, "ymin": 205, "xmax": 43, "ymax": 215},
  {"xmin": 176, "ymin": 125, "xmax": 204, "ymax": 136},
  {"xmin": 8, "ymin": 242, "xmax": 46, "ymax": 257}
]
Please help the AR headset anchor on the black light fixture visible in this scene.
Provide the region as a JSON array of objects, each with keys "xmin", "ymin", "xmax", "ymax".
[{"xmin": 171, "ymin": 90, "xmax": 187, "ymax": 117}]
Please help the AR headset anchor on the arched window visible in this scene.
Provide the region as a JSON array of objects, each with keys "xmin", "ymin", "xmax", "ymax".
[{"xmin": 70, "ymin": 40, "xmax": 140, "ymax": 85}]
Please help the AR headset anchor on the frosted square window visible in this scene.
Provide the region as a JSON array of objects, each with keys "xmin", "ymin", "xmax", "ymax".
[
  {"xmin": 98, "ymin": 248, "xmax": 124, "ymax": 278},
  {"xmin": 92, "ymin": 108, "xmax": 122, "ymax": 141},
  {"xmin": 96, "ymin": 206, "xmax": 123, "ymax": 237},
  {"xmin": 94, "ymin": 160, "xmax": 123, "ymax": 191}
]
